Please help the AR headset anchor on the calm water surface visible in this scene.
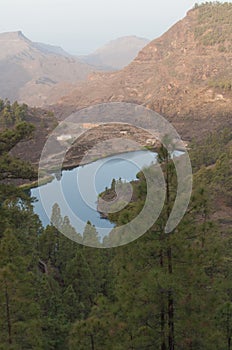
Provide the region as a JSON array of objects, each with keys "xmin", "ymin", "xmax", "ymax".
[{"xmin": 31, "ymin": 150, "xmax": 159, "ymax": 234}]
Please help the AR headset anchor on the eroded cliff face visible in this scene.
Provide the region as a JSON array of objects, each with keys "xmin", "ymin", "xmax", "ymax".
[{"xmin": 55, "ymin": 4, "xmax": 232, "ymax": 140}]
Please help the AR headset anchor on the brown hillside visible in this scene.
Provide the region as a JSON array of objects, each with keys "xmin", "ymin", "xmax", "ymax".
[{"xmin": 55, "ymin": 3, "xmax": 232, "ymax": 140}]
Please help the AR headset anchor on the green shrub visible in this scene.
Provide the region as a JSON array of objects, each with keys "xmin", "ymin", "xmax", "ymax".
[{"xmin": 193, "ymin": 2, "xmax": 232, "ymax": 50}]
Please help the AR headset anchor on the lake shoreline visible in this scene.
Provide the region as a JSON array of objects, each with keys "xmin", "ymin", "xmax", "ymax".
[
  {"xmin": 31, "ymin": 149, "xmax": 160, "ymax": 230},
  {"xmin": 24, "ymin": 147, "xmax": 158, "ymax": 190},
  {"xmin": 21, "ymin": 145, "xmax": 186, "ymax": 191}
]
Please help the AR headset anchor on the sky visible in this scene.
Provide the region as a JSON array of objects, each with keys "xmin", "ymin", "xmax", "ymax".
[{"xmin": 0, "ymin": 0, "xmax": 230, "ymax": 54}]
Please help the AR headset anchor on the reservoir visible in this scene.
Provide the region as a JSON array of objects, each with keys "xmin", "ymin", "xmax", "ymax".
[
  {"xmin": 32, "ymin": 151, "xmax": 183, "ymax": 239},
  {"xmin": 31, "ymin": 150, "xmax": 159, "ymax": 235}
]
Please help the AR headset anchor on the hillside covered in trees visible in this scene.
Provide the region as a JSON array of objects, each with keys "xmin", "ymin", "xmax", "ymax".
[{"xmin": 0, "ymin": 99, "xmax": 231, "ymax": 349}]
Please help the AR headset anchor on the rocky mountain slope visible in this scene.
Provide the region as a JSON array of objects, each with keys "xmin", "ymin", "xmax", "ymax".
[
  {"xmin": 0, "ymin": 31, "xmax": 96, "ymax": 106},
  {"xmin": 79, "ymin": 36, "xmax": 149, "ymax": 70},
  {"xmin": 32, "ymin": 42, "xmax": 71, "ymax": 57},
  {"xmin": 57, "ymin": 3, "xmax": 232, "ymax": 141}
]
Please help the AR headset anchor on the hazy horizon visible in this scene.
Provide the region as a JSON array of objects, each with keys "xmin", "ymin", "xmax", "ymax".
[{"xmin": 1, "ymin": 0, "xmax": 231, "ymax": 55}]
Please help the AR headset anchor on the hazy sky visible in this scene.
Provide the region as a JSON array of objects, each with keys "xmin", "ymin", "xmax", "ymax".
[{"xmin": 0, "ymin": 0, "xmax": 230, "ymax": 54}]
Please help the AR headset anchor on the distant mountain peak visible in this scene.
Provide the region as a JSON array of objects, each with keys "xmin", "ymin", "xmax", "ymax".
[
  {"xmin": 0, "ymin": 30, "xmax": 97, "ymax": 106},
  {"xmin": 0, "ymin": 30, "xmax": 30, "ymax": 42},
  {"xmin": 79, "ymin": 35, "xmax": 150, "ymax": 70},
  {"xmin": 0, "ymin": 31, "xmax": 72, "ymax": 58}
]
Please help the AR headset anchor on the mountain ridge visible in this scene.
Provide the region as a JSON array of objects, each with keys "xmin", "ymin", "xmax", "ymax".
[
  {"xmin": 55, "ymin": 3, "xmax": 232, "ymax": 140},
  {"xmin": 0, "ymin": 31, "xmax": 96, "ymax": 105}
]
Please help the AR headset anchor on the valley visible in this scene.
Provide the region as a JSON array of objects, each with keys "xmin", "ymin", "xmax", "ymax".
[{"xmin": 0, "ymin": 2, "xmax": 231, "ymax": 350}]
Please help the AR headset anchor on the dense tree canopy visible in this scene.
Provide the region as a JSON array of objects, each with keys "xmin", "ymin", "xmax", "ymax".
[{"xmin": 0, "ymin": 101, "xmax": 231, "ymax": 349}]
